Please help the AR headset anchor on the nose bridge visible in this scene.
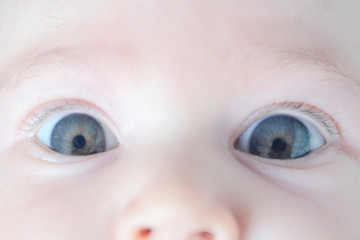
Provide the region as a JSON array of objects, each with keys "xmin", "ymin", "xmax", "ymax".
[{"xmin": 110, "ymin": 164, "xmax": 240, "ymax": 240}]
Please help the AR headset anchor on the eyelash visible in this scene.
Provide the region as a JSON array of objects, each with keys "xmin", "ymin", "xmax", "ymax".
[
  {"xmin": 21, "ymin": 100, "xmax": 340, "ymax": 161},
  {"xmin": 288, "ymin": 103, "xmax": 339, "ymax": 137},
  {"xmin": 247, "ymin": 101, "xmax": 340, "ymax": 138},
  {"xmin": 21, "ymin": 99, "xmax": 109, "ymax": 137},
  {"xmin": 24, "ymin": 100, "xmax": 339, "ymax": 134},
  {"xmin": 230, "ymin": 101, "xmax": 341, "ymax": 167}
]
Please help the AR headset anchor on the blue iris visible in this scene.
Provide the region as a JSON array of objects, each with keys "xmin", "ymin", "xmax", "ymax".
[
  {"xmin": 248, "ymin": 115, "xmax": 311, "ymax": 159},
  {"xmin": 50, "ymin": 113, "xmax": 106, "ymax": 155}
]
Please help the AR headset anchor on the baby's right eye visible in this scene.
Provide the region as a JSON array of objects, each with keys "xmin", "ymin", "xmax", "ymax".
[{"xmin": 37, "ymin": 113, "xmax": 119, "ymax": 156}]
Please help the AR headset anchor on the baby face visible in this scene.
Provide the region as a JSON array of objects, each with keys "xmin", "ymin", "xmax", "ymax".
[{"xmin": 1, "ymin": 0, "xmax": 360, "ymax": 239}]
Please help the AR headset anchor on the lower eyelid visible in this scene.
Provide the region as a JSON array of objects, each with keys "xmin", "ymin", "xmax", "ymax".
[
  {"xmin": 19, "ymin": 139, "xmax": 120, "ymax": 178},
  {"xmin": 29, "ymin": 134, "xmax": 118, "ymax": 164},
  {"xmin": 233, "ymin": 145, "xmax": 334, "ymax": 169}
]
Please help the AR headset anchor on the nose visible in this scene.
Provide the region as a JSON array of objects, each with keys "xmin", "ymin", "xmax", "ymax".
[{"xmin": 111, "ymin": 176, "xmax": 240, "ymax": 240}]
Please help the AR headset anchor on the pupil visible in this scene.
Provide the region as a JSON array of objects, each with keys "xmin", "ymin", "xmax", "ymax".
[
  {"xmin": 272, "ymin": 138, "xmax": 287, "ymax": 152},
  {"xmin": 73, "ymin": 135, "xmax": 86, "ymax": 149}
]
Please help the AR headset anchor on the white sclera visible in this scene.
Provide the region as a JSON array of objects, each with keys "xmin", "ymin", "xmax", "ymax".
[
  {"xmin": 37, "ymin": 114, "xmax": 65, "ymax": 147},
  {"xmin": 296, "ymin": 118, "xmax": 324, "ymax": 155}
]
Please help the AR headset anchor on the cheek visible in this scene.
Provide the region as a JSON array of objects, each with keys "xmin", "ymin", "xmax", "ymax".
[
  {"xmin": 0, "ymin": 181, "xmax": 85, "ymax": 238},
  {"xmin": 231, "ymin": 146, "xmax": 360, "ymax": 238},
  {"xmin": 311, "ymin": 161, "xmax": 360, "ymax": 236},
  {"xmin": 0, "ymin": 147, "xmax": 104, "ymax": 238},
  {"xmin": 0, "ymin": 175, "xmax": 118, "ymax": 239}
]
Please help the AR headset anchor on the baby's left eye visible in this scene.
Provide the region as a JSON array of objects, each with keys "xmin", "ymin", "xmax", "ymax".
[
  {"xmin": 234, "ymin": 114, "xmax": 324, "ymax": 159},
  {"xmin": 37, "ymin": 113, "xmax": 119, "ymax": 156}
]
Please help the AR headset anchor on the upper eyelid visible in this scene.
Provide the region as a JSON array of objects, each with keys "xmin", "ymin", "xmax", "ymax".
[
  {"xmin": 255, "ymin": 102, "xmax": 339, "ymax": 137},
  {"xmin": 22, "ymin": 100, "xmax": 92, "ymax": 131},
  {"xmin": 25, "ymin": 102, "xmax": 90, "ymax": 127},
  {"xmin": 20, "ymin": 99, "xmax": 120, "ymax": 139},
  {"xmin": 22, "ymin": 100, "xmax": 340, "ymax": 144},
  {"xmin": 231, "ymin": 102, "xmax": 341, "ymax": 148}
]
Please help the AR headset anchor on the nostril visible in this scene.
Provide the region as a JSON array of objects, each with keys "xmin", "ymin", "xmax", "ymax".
[
  {"xmin": 136, "ymin": 228, "xmax": 152, "ymax": 239},
  {"xmin": 199, "ymin": 231, "xmax": 214, "ymax": 240},
  {"xmin": 189, "ymin": 231, "xmax": 215, "ymax": 240}
]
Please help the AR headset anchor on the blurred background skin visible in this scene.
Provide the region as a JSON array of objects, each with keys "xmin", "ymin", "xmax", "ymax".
[{"xmin": 1, "ymin": 0, "xmax": 360, "ymax": 239}]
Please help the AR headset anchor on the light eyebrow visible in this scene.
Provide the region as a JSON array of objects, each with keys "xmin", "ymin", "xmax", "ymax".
[
  {"xmin": 0, "ymin": 44, "xmax": 132, "ymax": 91},
  {"xmin": 1, "ymin": 46, "xmax": 359, "ymax": 95},
  {"xmin": 275, "ymin": 49, "xmax": 360, "ymax": 94},
  {"xmin": 0, "ymin": 47, "xmax": 87, "ymax": 90}
]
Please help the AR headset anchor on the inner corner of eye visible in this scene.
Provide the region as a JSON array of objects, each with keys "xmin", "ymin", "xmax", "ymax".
[{"xmin": 233, "ymin": 131, "xmax": 251, "ymax": 152}]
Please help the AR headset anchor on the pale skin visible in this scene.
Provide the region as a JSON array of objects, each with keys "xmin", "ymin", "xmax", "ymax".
[{"xmin": 1, "ymin": 0, "xmax": 360, "ymax": 239}]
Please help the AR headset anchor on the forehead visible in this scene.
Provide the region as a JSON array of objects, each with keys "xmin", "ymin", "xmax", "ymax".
[
  {"xmin": 0, "ymin": 0, "xmax": 359, "ymax": 88},
  {"xmin": 0, "ymin": 0, "xmax": 346, "ymax": 54}
]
